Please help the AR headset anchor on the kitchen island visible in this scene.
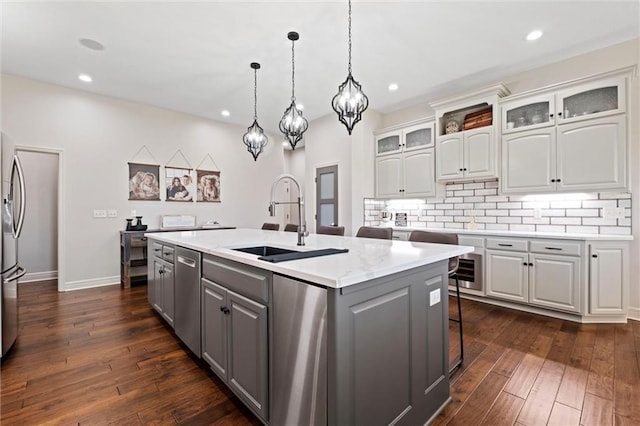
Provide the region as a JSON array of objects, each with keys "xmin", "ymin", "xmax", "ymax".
[{"xmin": 146, "ymin": 228, "xmax": 473, "ymax": 426}]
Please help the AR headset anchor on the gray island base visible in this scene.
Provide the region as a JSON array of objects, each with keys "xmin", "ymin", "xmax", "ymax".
[{"xmin": 146, "ymin": 229, "xmax": 473, "ymax": 425}]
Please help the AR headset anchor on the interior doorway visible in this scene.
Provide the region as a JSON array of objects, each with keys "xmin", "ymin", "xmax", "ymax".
[
  {"xmin": 315, "ymin": 165, "xmax": 338, "ymax": 232},
  {"xmin": 16, "ymin": 146, "xmax": 64, "ymax": 291}
]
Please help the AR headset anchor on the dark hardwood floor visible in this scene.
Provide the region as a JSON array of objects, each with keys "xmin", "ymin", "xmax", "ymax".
[{"xmin": 1, "ymin": 280, "xmax": 638, "ymax": 425}]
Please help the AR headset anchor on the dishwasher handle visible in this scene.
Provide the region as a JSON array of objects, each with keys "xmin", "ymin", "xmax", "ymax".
[{"xmin": 177, "ymin": 256, "xmax": 197, "ymax": 268}]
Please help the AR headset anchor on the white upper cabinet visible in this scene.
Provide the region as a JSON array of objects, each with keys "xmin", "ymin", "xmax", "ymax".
[
  {"xmin": 500, "ymin": 69, "xmax": 632, "ymax": 194},
  {"xmin": 556, "ymin": 76, "xmax": 626, "ymax": 123},
  {"xmin": 374, "ymin": 119, "xmax": 440, "ymax": 198},
  {"xmin": 432, "ymin": 84, "xmax": 510, "ymax": 182},
  {"xmin": 501, "ymin": 93, "xmax": 556, "ymax": 133}
]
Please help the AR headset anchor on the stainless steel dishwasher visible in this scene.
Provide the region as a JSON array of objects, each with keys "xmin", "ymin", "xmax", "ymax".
[{"xmin": 174, "ymin": 246, "xmax": 202, "ymax": 356}]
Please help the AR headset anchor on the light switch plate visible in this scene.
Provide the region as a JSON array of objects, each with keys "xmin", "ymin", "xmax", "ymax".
[
  {"xmin": 429, "ymin": 288, "xmax": 441, "ymax": 306},
  {"xmin": 93, "ymin": 209, "xmax": 107, "ymax": 218},
  {"xmin": 107, "ymin": 209, "xmax": 118, "ymax": 218}
]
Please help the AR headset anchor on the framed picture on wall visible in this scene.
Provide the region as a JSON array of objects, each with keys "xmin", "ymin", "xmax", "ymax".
[
  {"xmin": 128, "ymin": 163, "xmax": 160, "ymax": 201},
  {"xmin": 196, "ymin": 170, "xmax": 221, "ymax": 202},
  {"xmin": 165, "ymin": 167, "xmax": 194, "ymax": 202}
]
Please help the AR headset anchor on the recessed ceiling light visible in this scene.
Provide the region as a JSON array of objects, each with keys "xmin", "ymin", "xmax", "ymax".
[
  {"xmin": 296, "ymin": 103, "xmax": 304, "ymax": 111},
  {"xmin": 221, "ymin": 110, "xmax": 230, "ymax": 117},
  {"xmin": 525, "ymin": 30, "xmax": 543, "ymax": 41},
  {"xmin": 388, "ymin": 83, "xmax": 399, "ymax": 91},
  {"xmin": 78, "ymin": 74, "xmax": 93, "ymax": 83},
  {"xmin": 79, "ymin": 38, "xmax": 105, "ymax": 51},
  {"xmin": 282, "ymin": 142, "xmax": 288, "ymax": 147}
]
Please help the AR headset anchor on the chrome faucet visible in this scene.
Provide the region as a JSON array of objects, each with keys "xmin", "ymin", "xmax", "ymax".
[{"xmin": 269, "ymin": 173, "xmax": 309, "ymax": 246}]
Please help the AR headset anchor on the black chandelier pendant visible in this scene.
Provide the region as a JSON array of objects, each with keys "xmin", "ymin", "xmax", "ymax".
[
  {"xmin": 279, "ymin": 31, "xmax": 308, "ymax": 150},
  {"xmin": 331, "ymin": 0, "xmax": 369, "ymax": 135},
  {"xmin": 243, "ymin": 62, "xmax": 268, "ymax": 161}
]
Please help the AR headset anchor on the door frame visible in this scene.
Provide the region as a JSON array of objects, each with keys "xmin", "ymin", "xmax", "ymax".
[
  {"xmin": 15, "ymin": 145, "xmax": 65, "ymax": 292},
  {"xmin": 315, "ymin": 164, "xmax": 338, "ymax": 232}
]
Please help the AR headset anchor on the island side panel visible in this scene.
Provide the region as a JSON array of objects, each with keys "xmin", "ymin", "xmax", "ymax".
[{"xmin": 327, "ymin": 260, "xmax": 451, "ymax": 426}]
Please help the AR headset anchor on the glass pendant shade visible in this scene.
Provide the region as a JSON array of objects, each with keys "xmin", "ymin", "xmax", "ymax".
[
  {"xmin": 243, "ymin": 119, "xmax": 268, "ymax": 161},
  {"xmin": 332, "ymin": 0, "xmax": 368, "ymax": 135},
  {"xmin": 332, "ymin": 72, "xmax": 368, "ymax": 135},
  {"xmin": 279, "ymin": 100, "xmax": 308, "ymax": 149},
  {"xmin": 279, "ymin": 31, "xmax": 308, "ymax": 150},
  {"xmin": 242, "ymin": 62, "xmax": 268, "ymax": 161}
]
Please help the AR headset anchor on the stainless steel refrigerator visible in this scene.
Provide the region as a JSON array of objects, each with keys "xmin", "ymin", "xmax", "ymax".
[{"xmin": 1, "ymin": 133, "xmax": 26, "ymax": 358}]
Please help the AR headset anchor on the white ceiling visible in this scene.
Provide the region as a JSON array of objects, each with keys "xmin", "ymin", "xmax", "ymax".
[{"xmin": 2, "ymin": 1, "xmax": 639, "ymax": 137}]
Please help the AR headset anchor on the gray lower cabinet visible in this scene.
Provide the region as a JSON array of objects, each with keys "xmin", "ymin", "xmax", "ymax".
[
  {"xmin": 147, "ymin": 243, "xmax": 175, "ymax": 327},
  {"xmin": 329, "ymin": 261, "xmax": 449, "ymax": 426},
  {"xmin": 201, "ymin": 277, "xmax": 268, "ymax": 422}
]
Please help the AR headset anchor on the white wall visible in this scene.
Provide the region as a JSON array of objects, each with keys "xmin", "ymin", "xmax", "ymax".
[
  {"xmin": 2, "ymin": 74, "xmax": 286, "ymax": 290},
  {"xmin": 17, "ymin": 150, "xmax": 58, "ymax": 282}
]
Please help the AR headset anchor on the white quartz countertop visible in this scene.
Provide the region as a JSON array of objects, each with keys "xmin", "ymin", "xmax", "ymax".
[
  {"xmin": 146, "ymin": 228, "xmax": 474, "ymax": 288},
  {"xmin": 388, "ymin": 226, "xmax": 633, "ymax": 241}
]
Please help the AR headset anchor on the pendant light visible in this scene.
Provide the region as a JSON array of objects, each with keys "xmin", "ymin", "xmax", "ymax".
[
  {"xmin": 243, "ymin": 62, "xmax": 268, "ymax": 161},
  {"xmin": 279, "ymin": 31, "xmax": 308, "ymax": 150},
  {"xmin": 331, "ymin": 0, "xmax": 369, "ymax": 135}
]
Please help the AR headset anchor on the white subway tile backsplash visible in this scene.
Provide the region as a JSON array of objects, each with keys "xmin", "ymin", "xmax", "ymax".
[
  {"xmin": 599, "ymin": 226, "xmax": 632, "ymax": 235},
  {"xmin": 509, "ymin": 209, "xmax": 535, "ymax": 217},
  {"xmin": 550, "ymin": 217, "xmax": 581, "ymax": 225},
  {"xmin": 475, "ymin": 188, "xmax": 498, "ymax": 196},
  {"xmin": 474, "ymin": 202, "xmax": 497, "ymax": 210},
  {"xmin": 486, "ymin": 195, "xmax": 510, "ymax": 202},
  {"xmin": 485, "ymin": 224, "xmax": 510, "ymax": 231},
  {"xmin": 536, "ymin": 225, "xmax": 566, "ymax": 233},
  {"xmin": 566, "ymin": 226, "xmax": 599, "ymax": 234},
  {"xmin": 497, "ymin": 217, "xmax": 522, "ymax": 224},
  {"xmin": 550, "ymin": 200, "xmax": 582, "ymax": 209},
  {"xmin": 363, "ymin": 181, "xmax": 631, "ymax": 235},
  {"xmin": 582, "ymin": 200, "xmax": 617, "ymax": 208},
  {"xmin": 464, "ymin": 196, "xmax": 485, "ymax": 203},
  {"xmin": 566, "ymin": 209, "xmax": 599, "ymax": 217},
  {"xmin": 498, "ymin": 202, "xmax": 522, "ymax": 209}
]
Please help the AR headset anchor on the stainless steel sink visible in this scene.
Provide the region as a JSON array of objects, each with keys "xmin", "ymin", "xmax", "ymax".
[
  {"xmin": 232, "ymin": 246, "xmax": 300, "ymax": 256},
  {"xmin": 232, "ymin": 246, "xmax": 348, "ymax": 263}
]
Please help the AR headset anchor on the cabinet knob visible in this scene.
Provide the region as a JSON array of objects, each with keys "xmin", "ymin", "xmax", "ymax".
[
  {"xmin": 549, "ymin": 113, "xmax": 554, "ymax": 118},
  {"xmin": 523, "ymin": 262, "xmax": 528, "ymax": 266},
  {"xmin": 459, "ymin": 168, "xmax": 464, "ymax": 172},
  {"xmin": 158, "ymin": 269, "xmax": 164, "ymax": 275},
  {"xmin": 592, "ymin": 254, "xmax": 598, "ymax": 258},
  {"xmin": 551, "ymin": 179, "xmax": 556, "ymax": 183},
  {"xmin": 529, "ymin": 262, "xmax": 533, "ymax": 266},
  {"xmin": 558, "ymin": 111, "xmax": 563, "ymax": 116},
  {"xmin": 556, "ymin": 179, "xmax": 561, "ymax": 182},
  {"xmin": 463, "ymin": 168, "xmax": 467, "ymax": 171}
]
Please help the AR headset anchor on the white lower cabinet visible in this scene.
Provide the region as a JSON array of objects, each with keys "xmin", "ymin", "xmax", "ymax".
[
  {"xmin": 485, "ymin": 238, "xmax": 582, "ymax": 314},
  {"xmin": 588, "ymin": 242, "xmax": 628, "ymax": 315},
  {"xmin": 485, "ymin": 250, "xmax": 528, "ymax": 303}
]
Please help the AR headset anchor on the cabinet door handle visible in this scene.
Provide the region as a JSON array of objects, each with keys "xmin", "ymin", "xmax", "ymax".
[
  {"xmin": 158, "ymin": 269, "xmax": 164, "ymax": 275},
  {"xmin": 220, "ymin": 307, "xmax": 230, "ymax": 315},
  {"xmin": 545, "ymin": 247, "xmax": 562, "ymax": 251},
  {"xmin": 592, "ymin": 254, "xmax": 598, "ymax": 258},
  {"xmin": 498, "ymin": 243, "xmax": 513, "ymax": 247},
  {"xmin": 556, "ymin": 179, "xmax": 561, "ymax": 182},
  {"xmin": 154, "ymin": 249, "xmax": 161, "ymax": 252}
]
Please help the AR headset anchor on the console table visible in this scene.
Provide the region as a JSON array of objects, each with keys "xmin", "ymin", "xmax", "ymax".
[{"xmin": 119, "ymin": 227, "xmax": 234, "ymax": 288}]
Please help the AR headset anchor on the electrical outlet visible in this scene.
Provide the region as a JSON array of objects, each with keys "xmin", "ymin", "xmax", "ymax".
[
  {"xmin": 534, "ymin": 209, "xmax": 542, "ymax": 220},
  {"xmin": 93, "ymin": 209, "xmax": 107, "ymax": 218},
  {"xmin": 107, "ymin": 209, "xmax": 118, "ymax": 218}
]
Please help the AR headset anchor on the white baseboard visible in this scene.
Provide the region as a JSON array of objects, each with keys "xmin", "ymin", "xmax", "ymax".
[
  {"xmin": 21, "ymin": 270, "xmax": 58, "ymax": 283},
  {"xmin": 63, "ymin": 276, "xmax": 120, "ymax": 291},
  {"xmin": 628, "ymin": 307, "xmax": 640, "ymax": 322}
]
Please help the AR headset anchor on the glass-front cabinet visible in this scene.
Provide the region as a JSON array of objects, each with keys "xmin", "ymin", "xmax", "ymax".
[
  {"xmin": 375, "ymin": 122, "xmax": 434, "ymax": 156},
  {"xmin": 375, "ymin": 131, "xmax": 402, "ymax": 156},
  {"xmin": 501, "ymin": 94, "xmax": 555, "ymax": 133},
  {"xmin": 557, "ymin": 76, "xmax": 625, "ymax": 123},
  {"xmin": 501, "ymin": 76, "xmax": 626, "ymax": 134}
]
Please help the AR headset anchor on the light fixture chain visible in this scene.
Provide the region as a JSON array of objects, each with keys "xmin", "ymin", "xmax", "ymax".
[
  {"xmin": 348, "ymin": 0, "xmax": 352, "ymax": 75},
  {"xmin": 291, "ymin": 39, "xmax": 295, "ymax": 100},
  {"xmin": 253, "ymin": 68, "xmax": 258, "ymax": 119}
]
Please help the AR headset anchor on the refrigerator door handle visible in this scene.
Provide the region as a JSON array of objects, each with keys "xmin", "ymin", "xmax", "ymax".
[
  {"xmin": 4, "ymin": 266, "xmax": 25, "ymax": 283},
  {"xmin": 10, "ymin": 155, "xmax": 26, "ymax": 238}
]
